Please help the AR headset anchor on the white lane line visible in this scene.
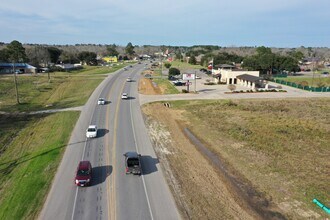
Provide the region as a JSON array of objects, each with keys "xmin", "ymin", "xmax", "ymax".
[
  {"xmin": 129, "ymin": 90, "xmax": 154, "ymax": 220},
  {"xmin": 71, "ymin": 187, "xmax": 79, "ymax": 220},
  {"xmin": 71, "ymin": 104, "xmax": 95, "ymax": 220}
]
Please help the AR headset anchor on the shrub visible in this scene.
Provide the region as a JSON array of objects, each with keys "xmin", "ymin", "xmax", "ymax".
[
  {"xmin": 182, "ymin": 89, "xmax": 189, "ymax": 93},
  {"xmin": 227, "ymin": 84, "xmax": 236, "ymax": 92},
  {"xmin": 164, "ymin": 63, "xmax": 172, "ymax": 69},
  {"xmin": 204, "ymin": 82, "xmax": 216, "ymax": 85}
]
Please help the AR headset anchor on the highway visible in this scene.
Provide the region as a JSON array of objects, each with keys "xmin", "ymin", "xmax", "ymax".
[{"xmin": 39, "ymin": 63, "xmax": 180, "ymax": 220}]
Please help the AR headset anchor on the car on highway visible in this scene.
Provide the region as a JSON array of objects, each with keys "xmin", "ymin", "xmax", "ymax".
[
  {"xmin": 86, "ymin": 125, "xmax": 98, "ymax": 138},
  {"xmin": 97, "ymin": 98, "xmax": 106, "ymax": 105},
  {"xmin": 75, "ymin": 161, "xmax": 92, "ymax": 186},
  {"xmin": 121, "ymin": 93, "xmax": 128, "ymax": 99},
  {"xmin": 123, "ymin": 152, "xmax": 142, "ymax": 175},
  {"xmin": 126, "ymin": 77, "xmax": 132, "ymax": 82}
]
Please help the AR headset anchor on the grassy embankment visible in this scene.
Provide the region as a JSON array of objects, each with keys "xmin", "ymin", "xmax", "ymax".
[
  {"xmin": 0, "ymin": 65, "xmax": 116, "ymax": 219},
  {"xmin": 0, "ymin": 66, "xmax": 116, "ymax": 112},
  {"xmin": 144, "ymin": 98, "xmax": 330, "ymax": 219}
]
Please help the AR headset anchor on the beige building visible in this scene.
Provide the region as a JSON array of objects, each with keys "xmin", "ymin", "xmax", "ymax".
[{"xmin": 213, "ymin": 68, "xmax": 264, "ymax": 90}]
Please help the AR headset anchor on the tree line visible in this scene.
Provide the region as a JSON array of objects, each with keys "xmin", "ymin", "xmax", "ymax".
[
  {"xmin": 0, "ymin": 41, "xmax": 137, "ymax": 68},
  {"xmin": 186, "ymin": 46, "xmax": 303, "ymax": 74}
]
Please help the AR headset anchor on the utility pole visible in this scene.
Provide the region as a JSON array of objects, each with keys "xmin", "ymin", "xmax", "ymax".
[
  {"xmin": 194, "ymin": 71, "xmax": 197, "ymax": 93},
  {"xmin": 12, "ymin": 63, "xmax": 20, "ymax": 104}
]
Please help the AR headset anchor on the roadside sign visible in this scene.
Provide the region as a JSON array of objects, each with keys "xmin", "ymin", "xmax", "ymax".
[
  {"xmin": 183, "ymin": 73, "xmax": 195, "ymax": 80},
  {"xmin": 185, "ymin": 82, "xmax": 192, "ymax": 85}
]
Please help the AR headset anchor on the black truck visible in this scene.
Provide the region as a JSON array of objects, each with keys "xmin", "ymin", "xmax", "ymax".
[{"xmin": 123, "ymin": 152, "xmax": 142, "ymax": 175}]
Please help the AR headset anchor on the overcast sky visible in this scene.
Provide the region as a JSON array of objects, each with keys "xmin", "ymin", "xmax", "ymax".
[{"xmin": 1, "ymin": 0, "xmax": 329, "ymax": 47}]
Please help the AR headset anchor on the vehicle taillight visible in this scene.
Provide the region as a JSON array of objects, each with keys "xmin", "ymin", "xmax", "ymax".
[{"xmin": 126, "ymin": 167, "xmax": 129, "ymax": 172}]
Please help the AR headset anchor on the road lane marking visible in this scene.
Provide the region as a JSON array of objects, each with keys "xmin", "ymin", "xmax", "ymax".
[
  {"xmin": 105, "ymin": 81, "xmax": 114, "ymax": 220},
  {"xmin": 111, "ymin": 80, "xmax": 128, "ymax": 219},
  {"xmin": 129, "ymin": 82, "xmax": 154, "ymax": 220}
]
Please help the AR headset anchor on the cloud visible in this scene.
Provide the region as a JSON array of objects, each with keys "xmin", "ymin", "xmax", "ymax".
[{"xmin": 1, "ymin": 0, "xmax": 329, "ymax": 46}]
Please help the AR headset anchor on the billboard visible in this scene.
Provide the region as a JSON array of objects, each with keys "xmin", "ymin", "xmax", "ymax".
[{"xmin": 182, "ymin": 73, "xmax": 195, "ymax": 80}]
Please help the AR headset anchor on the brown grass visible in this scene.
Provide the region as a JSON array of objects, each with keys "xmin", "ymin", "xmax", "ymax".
[{"xmin": 142, "ymin": 98, "xmax": 330, "ymax": 220}]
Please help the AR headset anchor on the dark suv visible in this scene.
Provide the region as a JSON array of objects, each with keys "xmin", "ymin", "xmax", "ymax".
[
  {"xmin": 75, "ymin": 161, "xmax": 92, "ymax": 186},
  {"xmin": 123, "ymin": 152, "xmax": 142, "ymax": 175}
]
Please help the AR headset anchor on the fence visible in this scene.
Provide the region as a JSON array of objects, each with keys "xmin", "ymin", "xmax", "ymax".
[{"xmin": 272, "ymin": 79, "xmax": 330, "ymax": 92}]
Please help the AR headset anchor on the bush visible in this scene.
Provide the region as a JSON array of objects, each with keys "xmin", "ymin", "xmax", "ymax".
[
  {"xmin": 182, "ymin": 89, "xmax": 189, "ymax": 93},
  {"xmin": 164, "ymin": 63, "xmax": 172, "ymax": 69},
  {"xmin": 204, "ymin": 82, "xmax": 216, "ymax": 85},
  {"xmin": 169, "ymin": 67, "xmax": 180, "ymax": 76}
]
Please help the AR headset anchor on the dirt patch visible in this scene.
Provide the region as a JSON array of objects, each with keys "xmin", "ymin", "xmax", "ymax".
[
  {"xmin": 138, "ymin": 77, "xmax": 162, "ymax": 95},
  {"xmin": 139, "ymin": 71, "xmax": 163, "ymax": 95}
]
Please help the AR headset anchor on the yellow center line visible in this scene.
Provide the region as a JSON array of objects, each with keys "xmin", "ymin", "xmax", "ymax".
[
  {"xmin": 110, "ymin": 79, "xmax": 127, "ymax": 220},
  {"xmin": 105, "ymin": 81, "xmax": 114, "ymax": 220}
]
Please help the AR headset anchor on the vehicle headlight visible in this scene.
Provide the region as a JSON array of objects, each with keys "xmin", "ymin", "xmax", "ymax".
[
  {"xmin": 75, "ymin": 180, "xmax": 79, "ymax": 184},
  {"xmin": 86, "ymin": 179, "xmax": 90, "ymax": 182}
]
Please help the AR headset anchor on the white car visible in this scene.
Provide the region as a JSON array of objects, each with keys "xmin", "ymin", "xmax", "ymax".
[
  {"xmin": 126, "ymin": 77, "xmax": 132, "ymax": 82},
  {"xmin": 86, "ymin": 125, "xmax": 98, "ymax": 138},
  {"xmin": 97, "ymin": 98, "xmax": 106, "ymax": 105},
  {"xmin": 121, "ymin": 93, "xmax": 128, "ymax": 99},
  {"xmin": 195, "ymin": 75, "xmax": 201, "ymax": 79}
]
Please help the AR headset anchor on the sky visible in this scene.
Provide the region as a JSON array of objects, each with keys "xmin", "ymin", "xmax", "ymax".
[{"xmin": 1, "ymin": 0, "xmax": 329, "ymax": 47}]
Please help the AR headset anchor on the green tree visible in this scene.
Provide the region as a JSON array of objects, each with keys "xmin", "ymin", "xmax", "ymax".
[
  {"xmin": 242, "ymin": 46, "xmax": 275, "ymax": 74},
  {"xmin": 125, "ymin": 42, "xmax": 135, "ymax": 57},
  {"xmin": 59, "ymin": 51, "xmax": 79, "ymax": 64},
  {"xmin": 106, "ymin": 44, "xmax": 119, "ymax": 57},
  {"xmin": 78, "ymin": 51, "xmax": 97, "ymax": 65},
  {"xmin": 7, "ymin": 40, "xmax": 28, "ymax": 63},
  {"xmin": 242, "ymin": 56, "xmax": 258, "ymax": 71},
  {"xmin": 0, "ymin": 48, "xmax": 9, "ymax": 62},
  {"xmin": 189, "ymin": 55, "xmax": 197, "ymax": 65},
  {"xmin": 6, "ymin": 40, "xmax": 27, "ymax": 104},
  {"xmin": 47, "ymin": 47, "xmax": 62, "ymax": 63}
]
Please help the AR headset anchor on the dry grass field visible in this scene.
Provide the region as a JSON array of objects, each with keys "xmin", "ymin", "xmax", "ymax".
[{"xmin": 140, "ymin": 81, "xmax": 330, "ymax": 219}]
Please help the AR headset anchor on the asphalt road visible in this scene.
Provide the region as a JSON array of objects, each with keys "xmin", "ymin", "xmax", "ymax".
[{"xmin": 39, "ymin": 63, "xmax": 180, "ymax": 220}]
